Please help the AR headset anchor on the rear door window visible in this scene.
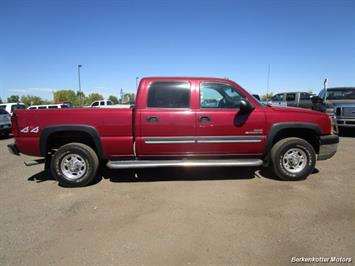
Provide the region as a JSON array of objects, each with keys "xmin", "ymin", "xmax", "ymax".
[
  {"xmin": 286, "ymin": 93, "xmax": 296, "ymax": 101},
  {"xmin": 147, "ymin": 81, "xmax": 190, "ymax": 108}
]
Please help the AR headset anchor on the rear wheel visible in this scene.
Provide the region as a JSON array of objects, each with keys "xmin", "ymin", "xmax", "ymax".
[
  {"xmin": 50, "ymin": 143, "xmax": 99, "ymax": 187},
  {"xmin": 271, "ymin": 137, "xmax": 316, "ymax": 181}
]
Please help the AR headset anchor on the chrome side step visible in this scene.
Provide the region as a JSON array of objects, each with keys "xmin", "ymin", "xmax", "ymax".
[
  {"xmin": 106, "ymin": 158, "xmax": 263, "ymax": 169},
  {"xmin": 24, "ymin": 159, "xmax": 45, "ymax": 167}
]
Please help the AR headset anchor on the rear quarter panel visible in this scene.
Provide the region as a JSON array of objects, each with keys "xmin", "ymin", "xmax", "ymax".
[{"xmin": 14, "ymin": 108, "xmax": 134, "ymax": 158}]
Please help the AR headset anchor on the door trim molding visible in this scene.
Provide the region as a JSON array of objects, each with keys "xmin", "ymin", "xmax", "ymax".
[{"xmin": 144, "ymin": 136, "xmax": 263, "ymax": 144}]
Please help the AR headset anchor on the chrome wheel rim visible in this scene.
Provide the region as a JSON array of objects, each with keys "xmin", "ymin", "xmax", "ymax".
[
  {"xmin": 282, "ymin": 148, "xmax": 307, "ymax": 174},
  {"xmin": 60, "ymin": 154, "xmax": 87, "ymax": 181}
]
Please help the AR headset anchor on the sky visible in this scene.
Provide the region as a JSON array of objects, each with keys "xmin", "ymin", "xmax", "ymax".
[{"xmin": 0, "ymin": 0, "xmax": 354, "ymax": 101}]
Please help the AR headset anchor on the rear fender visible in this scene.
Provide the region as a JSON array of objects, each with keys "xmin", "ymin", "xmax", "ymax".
[{"xmin": 39, "ymin": 125, "xmax": 105, "ymax": 159}]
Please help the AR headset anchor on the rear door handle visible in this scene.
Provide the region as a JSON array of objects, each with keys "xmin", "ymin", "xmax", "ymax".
[
  {"xmin": 146, "ymin": 116, "xmax": 159, "ymax": 123},
  {"xmin": 198, "ymin": 116, "xmax": 211, "ymax": 122}
]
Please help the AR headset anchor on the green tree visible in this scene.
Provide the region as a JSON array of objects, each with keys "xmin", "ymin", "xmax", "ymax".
[
  {"xmin": 261, "ymin": 92, "xmax": 273, "ymax": 101},
  {"xmin": 0, "ymin": 97, "xmax": 2, "ymax": 104},
  {"xmin": 53, "ymin": 90, "xmax": 77, "ymax": 105},
  {"xmin": 108, "ymin": 95, "xmax": 118, "ymax": 104},
  {"xmin": 75, "ymin": 91, "xmax": 86, "ymax": 106},
  {"xmin": 85, "ymin": 93, "xmax": 104, "ymax": 105},
  {"xmin": 20, "ymin": 95, "xmax": 45, "ymax": 106},
  {"xmin": 122, "ymin": 93, "xmax": 136, "ymax": 104},
  {"xmin": 7, "ymin": 95, "xmax": 20, "ymax": 103}
]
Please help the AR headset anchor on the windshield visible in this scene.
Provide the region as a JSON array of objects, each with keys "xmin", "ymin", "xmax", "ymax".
[{"xmin": 326, "ymin": 88, "xmax": 355, "ymax": 100}]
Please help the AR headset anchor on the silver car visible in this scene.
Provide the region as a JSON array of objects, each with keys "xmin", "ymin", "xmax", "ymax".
[{"xmin": 0, "ymin": 108, "xmax": 11, "ymax": 137}]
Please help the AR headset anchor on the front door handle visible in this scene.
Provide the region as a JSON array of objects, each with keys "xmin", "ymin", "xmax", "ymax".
[
  {"xmin": 198, "ymin": 116, "xmax": 211, "ymax": 122},
  {"xmin": 147, "ymin": 116, "xmax": 159, "ymax": 123}
]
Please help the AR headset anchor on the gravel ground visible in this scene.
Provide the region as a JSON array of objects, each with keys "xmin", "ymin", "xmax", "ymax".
[{"xmin": 0, "ymin": 133, "xmax": 354, "ymax": 266}]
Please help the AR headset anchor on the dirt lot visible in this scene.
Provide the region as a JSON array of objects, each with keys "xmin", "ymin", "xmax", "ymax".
[{"xmin": 0, "ymin": 133, "xmax": 354, "ymax": 265}]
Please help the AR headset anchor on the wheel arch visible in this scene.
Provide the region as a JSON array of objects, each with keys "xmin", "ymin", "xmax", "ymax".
[
  {"xmin": 263, "ymin": 122, "xmax": 322, "ymax": 158},
  {"xmin": 39, "ymin": 125, "xmax": 105, "ymax": 159}
]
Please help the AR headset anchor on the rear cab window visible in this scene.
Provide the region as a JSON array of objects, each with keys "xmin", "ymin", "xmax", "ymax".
[
  {"xmin": 147, "ymin": 81, "xmax": 191, "ymax": 108},
  {"xmin": 286, "ymin": 93, "xmax": 296, "ymax": 101}
]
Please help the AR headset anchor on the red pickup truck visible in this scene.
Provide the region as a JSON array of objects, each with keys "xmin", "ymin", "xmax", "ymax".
[{"xmin": 8, "ymin": 77, "xmax": 339, "ymax": 187}]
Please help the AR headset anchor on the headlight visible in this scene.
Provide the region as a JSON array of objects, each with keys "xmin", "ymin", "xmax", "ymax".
[{"xmin": 326, "ymin": 108, "xmax": 335, "ymax": 118}]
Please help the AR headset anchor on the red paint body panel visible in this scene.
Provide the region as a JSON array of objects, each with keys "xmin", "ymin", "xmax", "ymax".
[
  {"xmin": 12, "ymin": 77, "xmax": 332, "ymax": 159},
  {"xmin": 14, "ymin": 108, "xmax": 134, "ymax": 159}
]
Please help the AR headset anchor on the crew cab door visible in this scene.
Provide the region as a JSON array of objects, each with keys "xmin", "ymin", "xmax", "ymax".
[
  {"xmin": 195, "ymin": 81, "xmax": 266, "ymax": 156},
  {"xmin": 136, "ymin": 80, "xmax": 196, "ymax": 157}
]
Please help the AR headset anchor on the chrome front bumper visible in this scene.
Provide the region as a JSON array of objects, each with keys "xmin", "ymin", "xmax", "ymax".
[
  {"xmin": 336, "ymin": 118, "xmax": 355, "ymax": 127},
  {"xmin": 318, "ymin": 135, "xmax": 339, "ymax": 160}
]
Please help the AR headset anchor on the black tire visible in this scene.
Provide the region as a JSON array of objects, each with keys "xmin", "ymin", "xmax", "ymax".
[
  {"xmin": 50, "ymin": 143, "xmax": 99, "ymax": 187},
  {"xmin": 270, "ymin": 137, "xmax": 316, "ymax": 181}
]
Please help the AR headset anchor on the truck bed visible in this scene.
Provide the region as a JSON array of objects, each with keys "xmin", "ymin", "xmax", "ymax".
[{"xmin": 13, "ymin": 108, "xmax": 134, "ymax": 158}]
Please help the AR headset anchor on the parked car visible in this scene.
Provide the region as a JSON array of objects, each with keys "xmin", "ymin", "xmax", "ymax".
[
  {"xmin": 28, "ymin": 104, "xmax": 69, "ymax": 110},
  {"xmin": 90, "ymin": 100, "xmax": 113, "ymax": 107},
  {"xmin": 252, "ymin": 94, "xmax": 260, "ymax": 100},
  {"xmin": 0, "ymin": 108, "xmax": 11, "ymax": 137},
  {"xmin": 8, "ymin": 77, "xmax": 338, "ymax": 187},
  {"xmin": 0, "ymin": 103, "xmax": 26, "ymax": 115},
  {"xmin": 312, "ymin": 87, "xmax": 355, "ymax": 128},
  {"xmin": 271, "ymin": 92, "xmax": 313, "ymax": 109}
]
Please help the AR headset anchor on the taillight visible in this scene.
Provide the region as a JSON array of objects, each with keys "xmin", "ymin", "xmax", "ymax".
[{"xmin": 11, "ymin": 113, "xmax": 18, "ymax": 137}]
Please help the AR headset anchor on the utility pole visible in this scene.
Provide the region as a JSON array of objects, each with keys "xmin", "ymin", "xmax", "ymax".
[
  {"xmin": 120, "ymin": 88, "xmax": 124, "ymax": 104},
  {"xmin": 78, "ymin": 65, "xmax": 82, "ymax": 106},
  {"xmin": 136, "ymin": 77, "xmax": 139, "ymax": 90},
  {"xmin": 266, "ymin": 64, "xmax": 270, "ymax": 97}
]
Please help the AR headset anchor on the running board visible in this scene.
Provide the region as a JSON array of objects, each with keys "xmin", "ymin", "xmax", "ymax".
[
  {"xmin": 24, "ymin": 159, "xmax": 45, "ymax": 167},
  {"xmin": 106, "ymin": 159, "xmax": 263, "ymax": 169}
]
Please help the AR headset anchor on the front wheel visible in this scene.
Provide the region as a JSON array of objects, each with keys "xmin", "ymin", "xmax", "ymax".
[
  {"xmin": 270, "ymin": 137, "xmax": 316, "ymax": 181},
  {"xmin": 50, "ymin": 143, "xmax": 99, "ymax": 187}
]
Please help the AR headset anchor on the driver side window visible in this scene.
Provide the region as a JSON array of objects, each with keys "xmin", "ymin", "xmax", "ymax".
[{"xmin": 200, "ymin": 82, "xmax": 244, "ymax": 109}]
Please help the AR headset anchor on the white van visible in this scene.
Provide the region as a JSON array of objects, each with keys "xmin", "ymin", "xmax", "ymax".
[
  {"xmin": 27, "ymin": 104, "xmax": 69, "ymax": 110},
  {"xmin": 0, "ymin": 103, "xmax": 27, "ymax": 115}
]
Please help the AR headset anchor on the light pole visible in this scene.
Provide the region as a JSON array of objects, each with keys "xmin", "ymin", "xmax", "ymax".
[
  {"xmin": 78, "ymin": 64, "xmax": 82, "ymax": 106},
  {"xmin": 136, "ymin": 77, "xmax": 139, "ymax": 90},
  {"xmin": 266, "ymin": 64, "xmax": 270, "ymax": 98}
]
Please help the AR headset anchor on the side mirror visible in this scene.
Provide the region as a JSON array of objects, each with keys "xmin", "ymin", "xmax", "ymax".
[
  {"xmin": 311, "ymin": 96, "xmax": 323, "ymax": 104},
  {"xmin": 239, "ymin": 99, "xmax": 255, "ymax": 112}
]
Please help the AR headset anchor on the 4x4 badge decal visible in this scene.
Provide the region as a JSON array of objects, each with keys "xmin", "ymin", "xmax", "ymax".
[
  {"xmin": 30, "ymin": 127, "xmax": 39, "ymax": 133},
  {"xmin": 20, "ymin": 126, "xmax": 39, "ymax": 134},
  {"xmin": 20, "ymin": 126, "xmax": 29, "ymax": 133}
]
